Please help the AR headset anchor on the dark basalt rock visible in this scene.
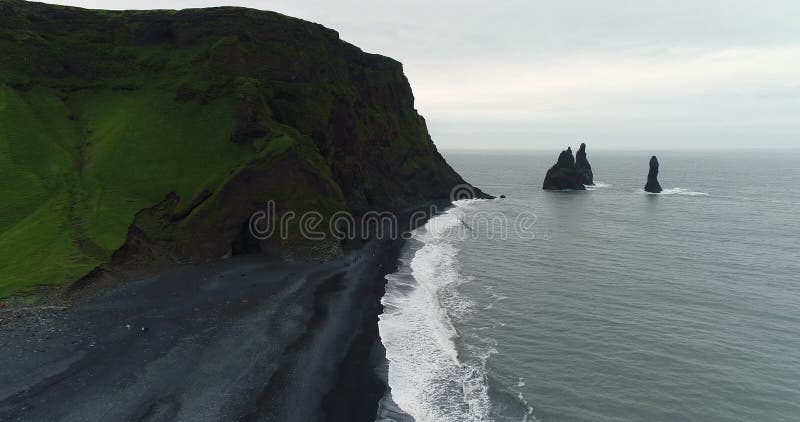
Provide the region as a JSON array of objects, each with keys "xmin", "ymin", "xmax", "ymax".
[
  {"xmin": 575, "ymin": 142, "xmax": 594, "ymax": 186},
  {"xmin": 644, "ymin": 156, "xmax": 663, "ymax": 193},
  {"xmin": 542, "ymin": 147, "xmax": 586, "ymax": 190}
]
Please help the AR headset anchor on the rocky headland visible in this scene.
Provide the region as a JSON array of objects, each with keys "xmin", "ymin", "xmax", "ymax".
[{"xmin": 0, "ymin": 0, "xmax": 488, "ymax": 297}]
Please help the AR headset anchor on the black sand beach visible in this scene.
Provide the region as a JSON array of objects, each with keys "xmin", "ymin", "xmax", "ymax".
[{"xmin": 0, "ymin": 239, "xmax": 402, "ymax": 422}]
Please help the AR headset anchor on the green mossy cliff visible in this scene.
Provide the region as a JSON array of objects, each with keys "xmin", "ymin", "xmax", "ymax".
[{"xmin": 0, "ymin": 0, "xmax": 482, "ymax": 297}]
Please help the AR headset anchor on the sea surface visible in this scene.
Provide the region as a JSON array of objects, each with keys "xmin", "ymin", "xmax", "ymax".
[{"xmin": 378, "ymin": 149, "xmax": 800, "ymax": 422}]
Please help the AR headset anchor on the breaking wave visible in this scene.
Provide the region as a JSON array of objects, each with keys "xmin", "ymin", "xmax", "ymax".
[{"xmin": 378, "ymin": 200, "xmax": 493, "ymax": 422}]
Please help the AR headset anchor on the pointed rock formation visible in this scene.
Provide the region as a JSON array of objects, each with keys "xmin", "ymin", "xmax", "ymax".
[
  {"xmin": 543, "ymin": 147, "xmax": 585, "ymax": 190},
  {"xmin": 575, "ymin": 142, "xmax": 594, "ymax": 186},
  {"xmin": 644, "ymin": 156, "xmax": 663, "ymax": 193}
]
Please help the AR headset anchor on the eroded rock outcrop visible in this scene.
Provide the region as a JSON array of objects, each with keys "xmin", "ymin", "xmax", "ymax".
[
  {"xmin": 644, "ymin": 156, "xmax": 663, "ymax": 193},
  {"xmin": 542, "ymin": 147, "xmax": 585, "ymax": 190},
  {"xmin": 575, "ymin": 142, "xmax": 594, "ymax": 186}
]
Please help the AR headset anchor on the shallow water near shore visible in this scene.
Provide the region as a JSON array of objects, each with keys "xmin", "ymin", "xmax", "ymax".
[{"xmin": 379, "ymin": 150, "xmax": 800, "ymax": 421}]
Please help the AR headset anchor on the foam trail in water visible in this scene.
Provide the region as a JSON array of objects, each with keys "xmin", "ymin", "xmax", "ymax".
[
  {"xmin": 643, "ymin": 187, "xmax": 709, "ymax": 196},
  {"xmin": 379, "ymin": 200, "xmax": 492, "ymax": 422},
  {"xmin": 660, "ymin": 187, "xmax": 709, "ymax": 196},
  {"xmin": 585, "ymin": 181, "xmax": 611, "ymax": 191}
]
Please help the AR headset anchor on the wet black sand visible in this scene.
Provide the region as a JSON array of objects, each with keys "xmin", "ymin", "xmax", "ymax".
[{"xmin": 0, "ymin": 239, "xmax": 402, "ymax": 422}]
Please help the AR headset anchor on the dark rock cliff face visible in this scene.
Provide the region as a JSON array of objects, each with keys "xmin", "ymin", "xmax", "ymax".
[
  {"xmin": 1, "ymin": 1, "xmax": 488, "ymax": 284},
  {"xmin": 8, "ymin": 1, "xmax": 483, "ymax": 212},
  {"xmin": 542, "ymin": 147, "xmax": 586, "ymax": 190},
  {"xmin": 575, "ymin": 142, "xmax": 594, "ymax": 186},
  {"xmin": 644, "ymin": 156, "xmax": 663, "ymax": 193}
]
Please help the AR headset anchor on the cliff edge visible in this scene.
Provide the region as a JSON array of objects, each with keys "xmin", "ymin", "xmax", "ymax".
[{"xmin": 0, "ymin": 0, "xmax": 485, "ymax": 296}]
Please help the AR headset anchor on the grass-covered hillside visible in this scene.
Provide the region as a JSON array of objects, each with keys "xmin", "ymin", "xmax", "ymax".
[{"xmin": 0, "ymin": 0, "xmax": 476, "ymax": 297}]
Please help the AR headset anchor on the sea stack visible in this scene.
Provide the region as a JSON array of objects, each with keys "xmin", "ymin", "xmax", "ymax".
[
  {"xmin": 543, "ymin": 147, "xmax": 585, "ymax": 190},
  {"xmin": 575, "ymin": 142, "xmax": 594, "ymax": 186},
  {"xmin": 644, "ymin": 156, "xmax": 663, "ymax": 193}
]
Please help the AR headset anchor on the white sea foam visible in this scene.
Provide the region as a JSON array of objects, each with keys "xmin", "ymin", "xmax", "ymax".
[
  {"xmin": 512, "ymin": 380, "xmax": 538, "ymax": 422},
  {"xmin": 585, "ymin": 181, "xmax": 611, "ymax": 191},
  {"xmin": 379, "ymin": 200, "xmax": 493, "ymax": 422},
  {"xmin": 660, "ymin": 188, "xmax": 709, "ymax": 196},
  {"xmin": 643, "ymin": 187, "xmax": 709, "ymax": 196},
  {"xmin": 520, "ymin": 398, "xmax": 537, "ymax": 422}
]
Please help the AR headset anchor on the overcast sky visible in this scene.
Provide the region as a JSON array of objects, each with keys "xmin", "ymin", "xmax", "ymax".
[{"xmin": 43, "ymin": 1, "xmax": 800, "ymax": 149}]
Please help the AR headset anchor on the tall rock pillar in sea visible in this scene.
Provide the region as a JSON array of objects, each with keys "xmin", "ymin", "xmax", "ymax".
[
  {"xmin": 542, "ymin": 147, "xmax": 586, "ymax": 190},
  {"xmin": 644, "ymin": 156, "xmax": 663, "ymax": 193},
  {"xmin": 575, "ymin": 142, "xmax": 594, "ymax": 186}
]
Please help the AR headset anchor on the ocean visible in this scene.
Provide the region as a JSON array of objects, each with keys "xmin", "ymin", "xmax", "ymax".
[{"xmin": 378, "ymin": 149, "xmax": 800, "ymax": 422}]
